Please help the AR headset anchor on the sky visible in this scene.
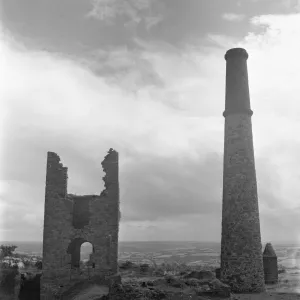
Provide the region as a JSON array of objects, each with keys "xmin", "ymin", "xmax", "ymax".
[{"xmin": 1, "ymin": 0, "xmax": 300, "ymax": 243}]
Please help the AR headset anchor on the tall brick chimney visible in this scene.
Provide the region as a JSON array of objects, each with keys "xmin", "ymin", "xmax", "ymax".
[{"xmin": 220, "ymin": 48, "xmax": 265, "ymax": 293}]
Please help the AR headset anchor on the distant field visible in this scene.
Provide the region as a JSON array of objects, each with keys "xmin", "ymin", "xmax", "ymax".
[
  {"xmin": 0, "ymin": 241, "xmax": 221, "ymax": 256},
  {"xmin": 2, "ymin": 241, "xmax": 300, "ymax": 268}
]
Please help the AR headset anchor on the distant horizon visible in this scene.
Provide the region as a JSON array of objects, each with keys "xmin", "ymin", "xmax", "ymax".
[{"xmin": 1, "ymin": 240, "xmax": 300, "ymax": 245}]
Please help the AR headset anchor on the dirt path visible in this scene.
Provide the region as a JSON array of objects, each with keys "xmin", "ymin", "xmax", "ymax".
[
  {"xmin": 72, "ymin": 284, "xmax": 109, "ymax": 300},
  {"xmin": 232, "ymin": 292, "xmax": 300, "ymax": 300}
]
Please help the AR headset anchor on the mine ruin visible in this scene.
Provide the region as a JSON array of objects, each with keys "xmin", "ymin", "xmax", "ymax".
[
  {"xmin": 37, "ymin": 48, "xmax": 274, "ymax": 299},
  {"xmin": 220, "ymin": 48, "xmax": 265, "ymax": 292},
  {"xmin": 40, "ymin": 148, "xmax": 120, "ymax": 299}
]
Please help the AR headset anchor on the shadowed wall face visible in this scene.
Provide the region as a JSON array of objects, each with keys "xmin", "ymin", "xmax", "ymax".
[
  {"xmin": 263, "ymin": 243, "xmax": 278, "ymax": 284},
  {"xmin": 220, "ymin": 48, "xmax": 265, "ymax": 293},
  {"xmin": 73, "ymin": 197, "xmax": 91, "ymax": 229}
]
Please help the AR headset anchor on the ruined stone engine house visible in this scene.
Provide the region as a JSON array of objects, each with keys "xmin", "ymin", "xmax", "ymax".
[{"xmin": 41, "ymin": 148, "xmax": 120, "ymax": 298}]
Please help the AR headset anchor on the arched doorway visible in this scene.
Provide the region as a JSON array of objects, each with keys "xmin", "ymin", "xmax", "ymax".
[
  {"xmin": 80, "ymin": 242, "xmax": 94, "ymax": 268},
  {"xmin": 67, "ymin": 239, "xmax": 95, "ymax": 269}
]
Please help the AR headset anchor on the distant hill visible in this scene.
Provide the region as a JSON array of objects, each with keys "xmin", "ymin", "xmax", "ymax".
[
  {"xmin": 0, "ymin": 241, "xmax": 220, "ymax": 256},
  {"xmin": 1, "ymin": 241, "xmax": 300, "ymax": 258}
]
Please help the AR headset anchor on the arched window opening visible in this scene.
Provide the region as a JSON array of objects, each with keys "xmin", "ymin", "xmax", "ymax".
[
  {"xmin": 67, "ymin": 238, "xmax": 95, "ymax": 270},
  {"xmin": 80, "ymin": 242, "xmax": 94, "ymax": 269}
]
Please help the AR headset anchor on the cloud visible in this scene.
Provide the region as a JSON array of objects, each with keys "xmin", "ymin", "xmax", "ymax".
[
  {"xmin": 120, "ymin": 152, "xmax": 223, "ymax": 222},
  {"xmin": 87, "ymin": 0, "xmax": 140, "ymax": 22},
  {"xmin": 1, "ymin": 11, "xmax": 300, "ymax": 243},
  {"xmin": 23, "ymin": 213, "xmax": 42, "ymax": 227},
  {"xmin": 84, "ymin": 46, "xmax": 165, "ymax": 90},
  {"xmin": 206, "ymin": 34, "xmax": 240, "ymax": 49},
  {"xmin": 295, "ymin": 0, "xmax": 300, "ymax": 11},
  {"xmin": 85, "ymin": 0, "xmax": 164, "ymax": 39},
  {"xmin": 86, "ymin": 0, "xmax": 155, "ymax": 24},
  {"xmin": 144, "ymin": 15, "xmax": 164, "ymax": 31},
  {"xmin": 0, "ymin": 27, "xmax": 223, "ymax": 241},
  {"xmin": 84, "ymin": 0, "xmax": 253, "ymax": 50},
  {"xmin": 222, "ymin": 13, "xmax": 246, "ymax": 22}
]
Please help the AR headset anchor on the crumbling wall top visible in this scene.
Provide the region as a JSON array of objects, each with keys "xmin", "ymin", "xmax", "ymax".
[
  {"xmin": 47, "ymin": 151, "xmax": 60, "ymax": 160},
  {"xmin": 47, "ymin": 151, "xmax": 67, "ymax": 170},
  {"xmin": 46, "ymin": 151, "xmax": 68, "ymax": 199},
  {"xmin": 100, "ymin": 148, "xmax": 119, "ymax": 196},
  {"xmin": 102, "ymin": 148, "xmax": 118, "ymax": 164}
]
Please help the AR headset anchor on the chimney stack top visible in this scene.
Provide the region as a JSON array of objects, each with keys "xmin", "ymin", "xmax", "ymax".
[{"xmin": 225, "ymin": 48, "xmax": 248, "ymax": 61}]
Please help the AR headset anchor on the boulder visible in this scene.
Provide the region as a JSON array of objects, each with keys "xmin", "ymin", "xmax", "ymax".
[
  {"xmin": 164, "ymin": 275, "xmax": 186, "ymax": 288},
  {"xmin": 152, "ymin": 278, "xmax": 165, "ymax": 286},
  {"xmin": 107, "ymin": 273, "xmax": 121, "ymax": 286},
  {"xmin": 184, "ymin": 270, "xmax": 215, "ymax": 281},
  {"xmin": 139, "ymin": 280, "xmax": 155, "ymax": 287},
  {"xmin": 108, "ymin": 283, "xmax": 167, "ymax": 300},
  {"xmin": 139, "ymin": 263, "xmax": 150, "ymax": 273},
  {"xmin": 184, "ymin": 278, "xmax": 202, "ymax": 287},
  {"xmin": 208, "ymin": 278, "xmax": 231, "ymax": 298},
  {"xmin": 153, "ymin": 268, "xmax": 165, "ymax": 277},
  {"xmin": 119, "ymin": 260, "xmax": 134, "ymax": 270}
]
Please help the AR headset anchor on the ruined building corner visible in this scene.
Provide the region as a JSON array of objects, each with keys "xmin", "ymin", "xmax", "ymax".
[
  {"xmin": 46, "ymin": 151, "xmax": 68, "ymax": 198},
  {"xmin": 41, "ymin": 148, "xmax": 121, "ymax": 300},
  {"xmin": 100, "ymin": 148, "xmax": 118, "ymax": 197}
]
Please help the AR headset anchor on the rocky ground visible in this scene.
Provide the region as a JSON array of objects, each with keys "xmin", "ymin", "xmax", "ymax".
[
  {"xmin": 60, "ymin": 263, "xmax": 297, "ymax": 300},
  {"xmin": 17, "ymin": 278, "xmax": 299, "ymax": 300},
  {"xmin": 3, "ymin": 257, "xmax": 300, "ymax": 299},
  {"xmin": 98, "ymin": 262, "xmax": 300, "ymax": 300}
]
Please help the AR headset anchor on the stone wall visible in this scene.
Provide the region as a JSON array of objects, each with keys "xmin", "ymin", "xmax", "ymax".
[
  {"xmin": 263, "ymin": 243, "xmax": 278, "ymax": 284},
  {"xmin": 40, "ymin": 148, "xmax": 120, "ymax": 299},
  {"xmin": 220, "ymin": 113, "xmax": 265, "ymax": 292},
  {"xmin": 220, "ymin": 48, "xmax": 265, "ymax": 293}
]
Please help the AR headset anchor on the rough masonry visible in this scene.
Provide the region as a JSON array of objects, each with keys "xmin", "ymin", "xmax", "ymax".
[
  {"xmin": 220, "ymin": 48, "xmax": 265, "ymax": 293},
  {"xmin": 263, "ymin": 243, "xmax": 278, "ymax": 284},
  {"xmin": 40, "ymin": 148, "xmax": 120, "ymax": 299}
]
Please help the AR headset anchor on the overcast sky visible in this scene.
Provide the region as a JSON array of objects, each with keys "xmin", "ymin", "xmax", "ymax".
[{"xmin": 1, "ymin": 0, "xmax": 300, "ymax": 243}]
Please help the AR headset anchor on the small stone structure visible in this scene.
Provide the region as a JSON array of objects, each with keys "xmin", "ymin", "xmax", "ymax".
[
  {"xmin": 215, "ymin": 267, "xmax": 221, "ymax": 280},
  {"xmin": 40, "ymin": 148, "xmax": 120, "ymax": 299},
  {"xmin": 220, "ymin": 48, "xmax": 265, "ymax": 293},
  {"xmin": 263, "ymin": 243, "xmax": 278, "ymax": 284}
]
